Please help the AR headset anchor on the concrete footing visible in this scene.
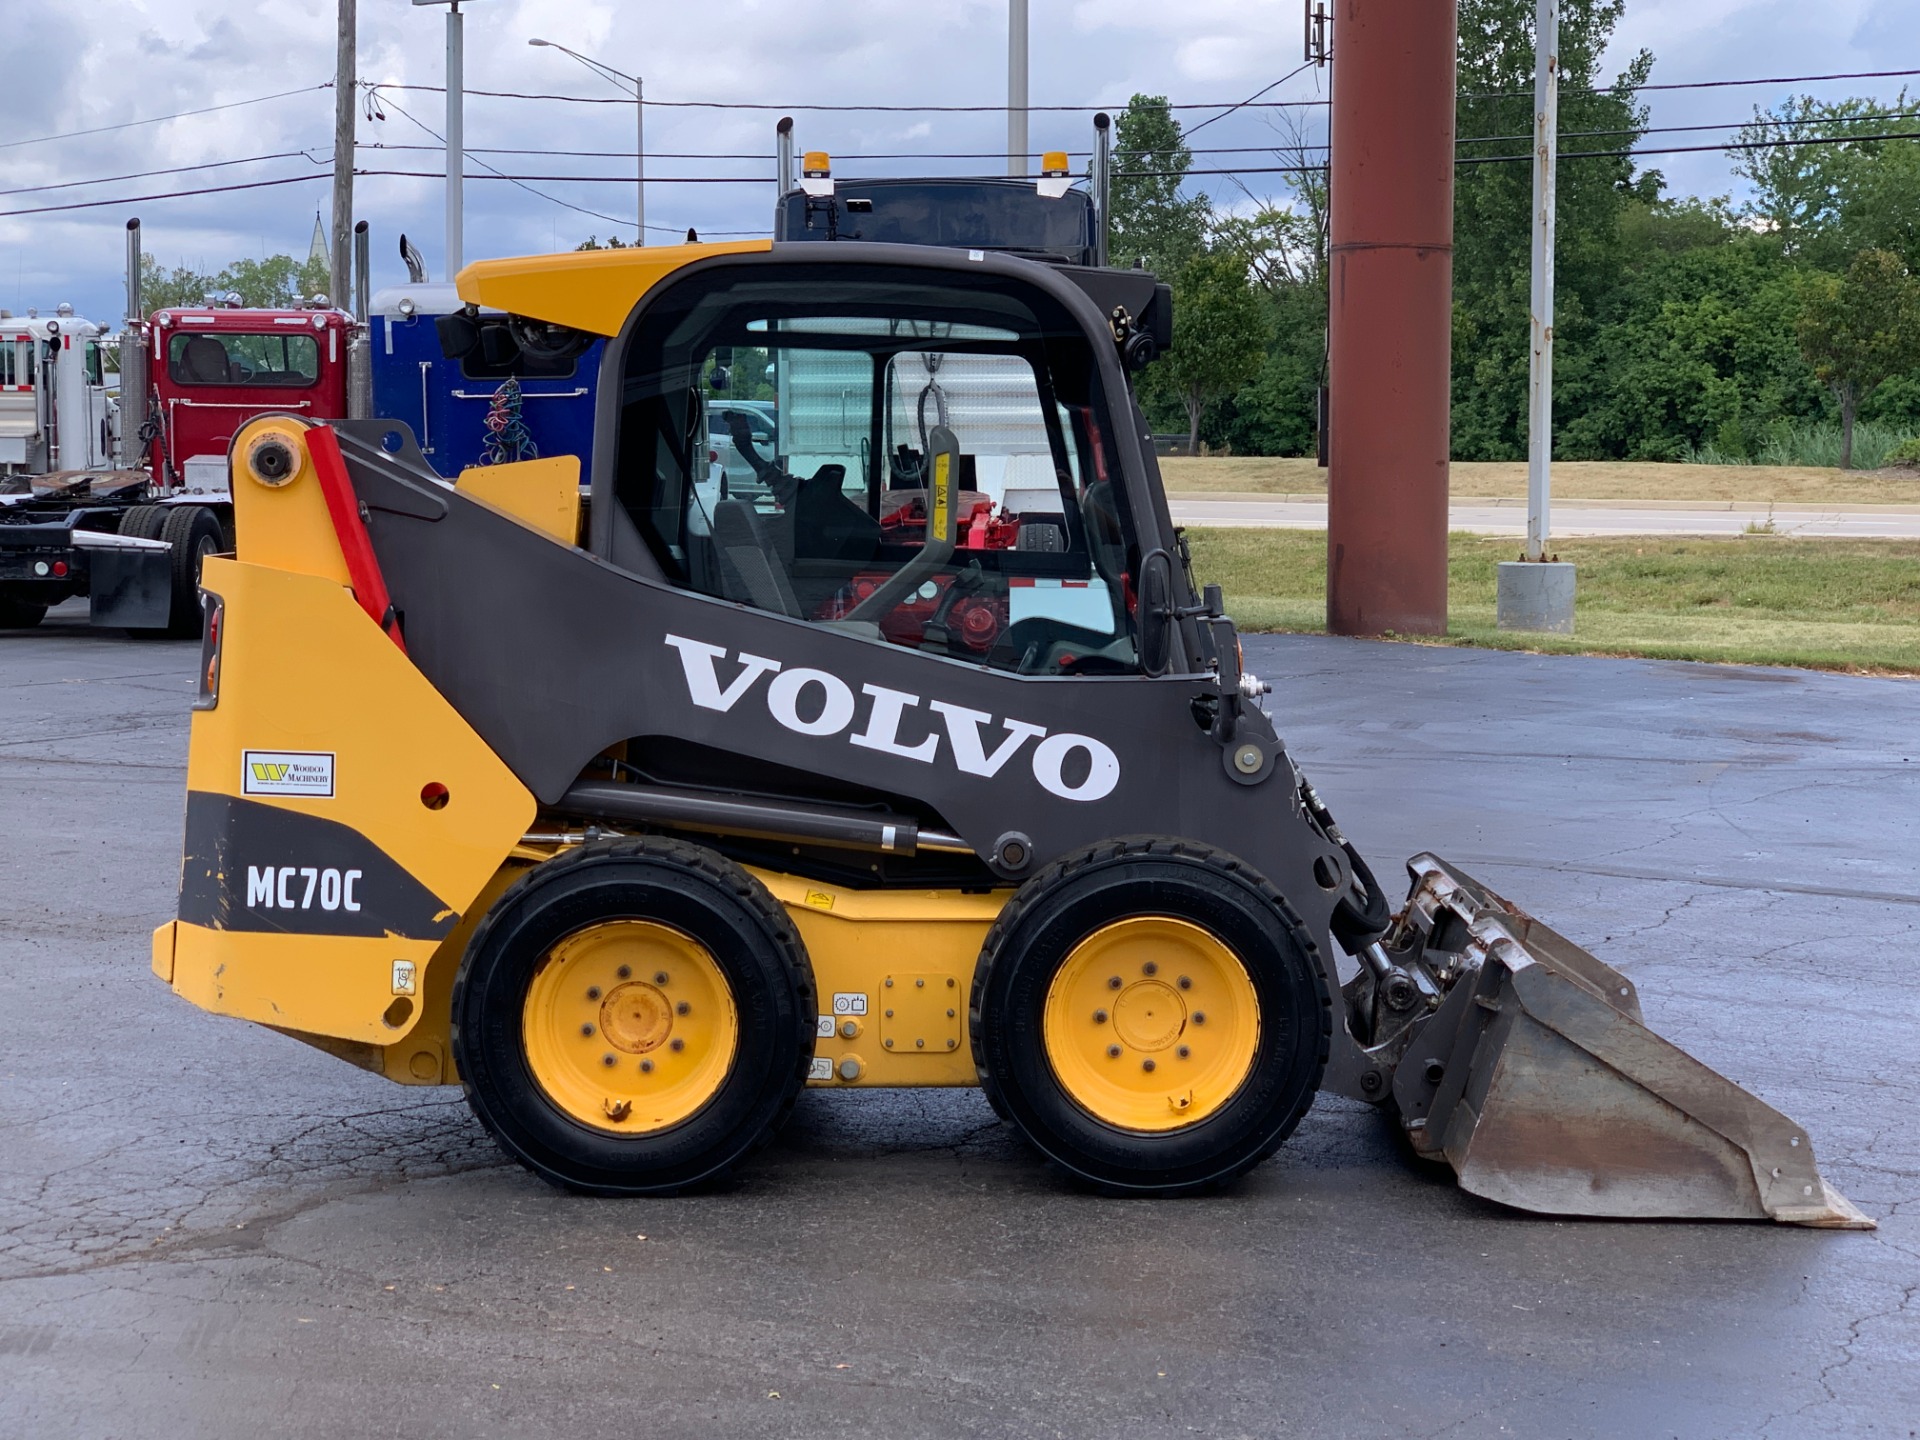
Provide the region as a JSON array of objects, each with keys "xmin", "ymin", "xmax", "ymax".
[{"xmin": 1496, "ymin": 561, "xmax": 1576, "ymax": 634}]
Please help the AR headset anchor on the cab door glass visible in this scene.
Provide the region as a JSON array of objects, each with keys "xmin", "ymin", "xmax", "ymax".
[{"xmin": 611, "ymin": 264, "xmax": 1140, "ymax": 676}]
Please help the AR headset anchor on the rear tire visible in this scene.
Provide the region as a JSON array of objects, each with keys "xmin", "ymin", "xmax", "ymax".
[
  {"xmin": 118, "ymin": 504, "xmax": 166, "ymax": 542},
  {"xmin": 971, "ymin": 837, "xmax": 1331, "ymax": 1196},
  {"xmin": 0, "ymin": 593, "xmax": 47, "ymax": 629},
  {"xmin": 158, "ymin": 505, "xmax": 222, "ymax": 638},
  {"xmin": 451, "ymin": 837, "xmax": 816, "ymax": 1196}
]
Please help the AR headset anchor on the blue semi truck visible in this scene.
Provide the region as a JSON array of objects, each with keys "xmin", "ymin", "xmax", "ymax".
[{"xmin": 369, "ymin": 281, "xmax": 603, "ymax": 481}]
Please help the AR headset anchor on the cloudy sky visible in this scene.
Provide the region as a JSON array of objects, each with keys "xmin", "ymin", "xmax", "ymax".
[{"xmin": 3, "ymin": 0, "xmax": 1913, "ymax": 323}]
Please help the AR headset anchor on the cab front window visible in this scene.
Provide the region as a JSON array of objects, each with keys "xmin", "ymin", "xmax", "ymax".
[{"xmin": 167, "ymin": 331, "xmax": 320, "ymax": 387}]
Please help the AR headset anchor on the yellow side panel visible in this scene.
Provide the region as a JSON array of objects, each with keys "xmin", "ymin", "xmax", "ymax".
[
  {"xmin": 227, "ymin": 416, "xmax": 352, "ymax": 587},
  {"xmin": 751, "ymin": 871, "xmax": 1009, "ymax": 1088},
  {"xmin": 171, "ymin": 930, "xmax": 444, "ymax": 1046},
  {"xmin": 455, "ymin": 240, "xmax": 772, "ymax": 337},
  {"xmin": 172, "ymin": 557, "xmax": 536, "ymax": 1044},
  {"xmin": 455, "ymin": 455, "xmax": 581, "ymax": 544},
  {"xmin": 151, "ymin": 919, "xmax": 176, "ymax": 982}
]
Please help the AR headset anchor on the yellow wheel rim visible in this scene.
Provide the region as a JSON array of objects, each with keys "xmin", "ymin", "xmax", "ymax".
[
  {"xmin": 1042, "ymin": 917, "xmax": 1261, "ymax": 1133},
  {"xmin": 523, "ymin": 920, "xmax": 738, "ymax": 1134}
]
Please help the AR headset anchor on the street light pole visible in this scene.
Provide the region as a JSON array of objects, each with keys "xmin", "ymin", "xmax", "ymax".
[
  {"xmin": 1495, "ymin": 0, "xmax": 1576, "ymax": 634},
  {"xmin": 414, "ymin": 0, "xmax": 484, "ymax": 276},
  {"xmin": 1007, "ymin": 0, "xmax": 1029, "ymax": 177},
  {"xmin": 446, "ymin": 2, "xmax": 463, "ymax": 272},
  {"xmin": 530, "ymin": 37, "xmax": 645, "ymax": 245}
]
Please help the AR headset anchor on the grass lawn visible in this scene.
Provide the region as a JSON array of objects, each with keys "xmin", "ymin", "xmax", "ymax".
[
  {"xmin": 1184, "ymin": 529, "xmax": 1920, "ymax": 674},
  {"xmin": 1161, "ymin": 456, "xmax": 1920, "ymax": 506}
]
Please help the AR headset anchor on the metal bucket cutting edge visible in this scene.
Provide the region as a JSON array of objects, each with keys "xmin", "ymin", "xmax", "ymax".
[{"xmin": 1383, "ymin": 855, "xmax": 1873, "ymax": 1230}]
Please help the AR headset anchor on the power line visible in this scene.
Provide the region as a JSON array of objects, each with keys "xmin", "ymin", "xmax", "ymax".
[
  {"xmin": 368, "ymin": 87, "xmax": 717, "ymax": 237},
  {"xmin": 1472, "ymin": 64, "xmax": 1920, "ymax": 101},
  {"xmin": 0, "ymin": 150, "xmax": 330, "ymax": 200},
  {"xmin": 1458, "ymin": 107, "xmax": 1920, "ymax": 148},
  {"xmin": 365, "ymin": 81, "xmax": 1331, "ymax": 113},
  {"xmin": 354, "ymin": 104, "xmax": 1920, "ymax": 165},
  {"xmin": 1183, "ymin": 64, "xmax": 1320, "ymax": 139},
  {"xmin": 364, "ymin": 67, "xmax": 1920, "ymax": 116},
  {"xmin": 1154, "ymin": 126, "xmax": 1920, "ymax": 179},
  {"xmin": 0, "ymin": 174, "xmax": 325, "ymax": 220},
  {"xmin": 0, "ymin": 84, "xmax": 330, "ymax": 152}
]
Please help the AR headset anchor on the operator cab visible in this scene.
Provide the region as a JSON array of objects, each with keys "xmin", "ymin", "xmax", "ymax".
[{"xmin": 604, "ymin": 256, "xmax": 1142, "ymax": 676}]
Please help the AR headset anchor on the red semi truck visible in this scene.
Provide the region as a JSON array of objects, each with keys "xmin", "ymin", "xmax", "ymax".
[{"xmin": 0, "ymin": 219, "xmax": 359, "ymax": 633}]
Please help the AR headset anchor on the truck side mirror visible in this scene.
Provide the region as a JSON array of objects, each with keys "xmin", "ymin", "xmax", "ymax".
[
  {"xmin": 1137, "ymin": 548, "xmax": 1176, "ymax": 677},
  {"xmin": 434, "ymin": 311, "xmax": 480, "ymax": 360}
]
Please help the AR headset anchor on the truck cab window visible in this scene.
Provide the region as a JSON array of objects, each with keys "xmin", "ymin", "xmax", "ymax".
[
  {"xmin": 167, "ymin": 332, "xmax": 319, "ymax": 387},
  {"xmin": 609, "ymin": 264, "xmax": 1140, "ymax": 676}
]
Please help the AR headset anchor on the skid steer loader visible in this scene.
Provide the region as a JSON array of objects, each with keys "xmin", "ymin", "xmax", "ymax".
[{"xmin": 151, "ymin": 239, "xmax": 1868, "ymax": 1225}]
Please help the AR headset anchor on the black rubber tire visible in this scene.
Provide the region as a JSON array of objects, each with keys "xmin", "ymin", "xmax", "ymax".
[
  {"xmin": 971, "ymin": 837, "xmax": 1332, "ymax": 1196},
  {"xmin": 159, "ymin": 505, "xmax": 223, "ymax": 638},
  {"xmin": 0, "ymin": 593, "xmax": 48, "ymax": 629},
  {"xmin": 117, "ymin": 504, "xmax": 166, "ymax": 542},
  {"xmin": 451, "ymin": 836, "xmax": 816, "ymax": 1196}
]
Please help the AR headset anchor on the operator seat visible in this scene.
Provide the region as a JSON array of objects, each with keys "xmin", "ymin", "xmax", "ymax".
[
  {"xmin": 711, "ymin": 499, "xmax": 802, "ymax": 617},
  {"xmin": 179, "ymin": 335, "xmax": 233, "ymax": 384},
  {"xmin": 793, "ymin": 463, "xmax": 880, "ymax": 564}
]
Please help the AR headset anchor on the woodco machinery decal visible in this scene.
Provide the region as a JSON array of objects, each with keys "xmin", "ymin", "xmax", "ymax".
[{"xmin": 241, "ymin": 751, "xmax": 336, "ymax": 798}]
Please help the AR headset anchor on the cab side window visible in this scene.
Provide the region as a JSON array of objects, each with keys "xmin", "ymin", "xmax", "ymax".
[{"xmin": 608, "ymin": 265, "xmax": 1140, "ymax": 676}]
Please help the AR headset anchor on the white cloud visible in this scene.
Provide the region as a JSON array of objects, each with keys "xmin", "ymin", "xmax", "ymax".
[{"xmin": 3, "ymin": 0, "xmax": 1908, "ymax": 323}]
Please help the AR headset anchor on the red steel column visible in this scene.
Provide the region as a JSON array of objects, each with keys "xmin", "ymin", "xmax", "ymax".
[{"xmin": 1326, "ymin": 0, "xmax": 1455, "ymax": 636}]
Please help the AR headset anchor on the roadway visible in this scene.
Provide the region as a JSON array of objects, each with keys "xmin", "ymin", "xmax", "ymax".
[
  {"xmin": 2, "ymin": 602, "xmax": 1916, "ymax": 1438},
  {"xmin": 1169, "ymin": 492, "xmax": 1920, "ymax": 538}
]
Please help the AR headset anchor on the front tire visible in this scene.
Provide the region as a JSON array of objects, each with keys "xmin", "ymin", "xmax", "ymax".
[
  {"xmin": 451, "ymin": 837, "xmax": 815, "ymax": 1196},
  {"xmin": 972, "ymin": 838, "xmax": 1331, "ymax": 1195}
]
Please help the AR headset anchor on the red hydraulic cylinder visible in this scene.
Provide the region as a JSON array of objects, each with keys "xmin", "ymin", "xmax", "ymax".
[{"xmin": 1326, "ymin": 0, "xmax": 1456, "ymax": 636}]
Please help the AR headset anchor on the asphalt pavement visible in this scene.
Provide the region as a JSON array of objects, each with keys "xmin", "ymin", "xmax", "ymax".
[
  {"xmin": 2, "ymin": 599, "xmax": 1916, "ymax": 1439},
  {"xmin": 1169, "ymin": 493, "xmax": 1920, "ymax": 538}
]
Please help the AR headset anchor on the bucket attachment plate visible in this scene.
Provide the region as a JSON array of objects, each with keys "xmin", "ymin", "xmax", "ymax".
[{"xmin": 1377, "ymin": 855, "xmax": 1871, "ymax": 1229}]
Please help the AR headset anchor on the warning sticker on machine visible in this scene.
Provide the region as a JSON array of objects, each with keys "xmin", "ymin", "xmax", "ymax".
[
  {"xmin": 807, "ymin": 1057, "xmax": 834, "ymax": 1081},
  {"xmin": 817, "ymin": 1016, "xmax": 836, "ymax": 1038},
  {"xmin": 242, "ymin": 751, "xmax": 335, "ymax": 798},
  {"xmin": 832, "ymin": 992, "xmax": 868, "ymax": 1016}
]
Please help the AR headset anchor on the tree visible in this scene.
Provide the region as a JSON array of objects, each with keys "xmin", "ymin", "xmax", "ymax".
[
  {"xmin": 1796, "ymin": 248, "xmax": 1920, "ymax": 467},
  {"xmin": 1450, "ymin": 0, "xmax": 1653, "ymax": 460},
  {"xmin": 1108, "ymin": 95, "xmax": 1210, "ymax": 272},
  {"xmin": 137, "ymin": 252, "xmax": 332, "ymax": 313},
  {"xmin": 1156, "ymin": 249, "xmax": 1269, "ymax": 452},
  {"xmin": 575, "ymin": 235, "xmax": 634, "ymax": 251},
  {"xmin": 1733, "ymin": 92, "xmax": 1920, "ymax": 267},
  {"xmin": 1194, "ymin": 109, "xmax": 1330, "ymax": 457}
]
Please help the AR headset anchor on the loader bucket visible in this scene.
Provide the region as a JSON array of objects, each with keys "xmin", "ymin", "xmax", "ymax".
[{"xmin": 1385, "ymin": 855, "xmax": 1872, "ymax": 1228}]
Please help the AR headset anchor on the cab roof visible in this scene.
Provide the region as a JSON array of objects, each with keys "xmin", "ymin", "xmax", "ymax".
[{"xmin": 151, "ymin": 307, "xmax": 353, "ymax": 331}]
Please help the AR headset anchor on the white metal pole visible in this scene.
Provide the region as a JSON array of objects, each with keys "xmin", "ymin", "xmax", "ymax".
[
  {"xmin": 636, "ymin": 75, "xmax": 646, "ymax": 245},
  {"xmin": 445, "ymin": 2, "xmax": 464, "ymax": 274},
  {"xmin": 1525, "ymin": 0, "xmax": 1558, "ymax": 562},
  {"xmin": 1007, "ymin": 0, "xmax": 1029, "ymax": 177}
]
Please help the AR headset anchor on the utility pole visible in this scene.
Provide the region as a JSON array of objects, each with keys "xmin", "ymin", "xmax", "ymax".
[
  {"xmin": 330, "ymin": 0, "xmax": 356, "ymax": 305},
  {"xmin": 1007, "ymin": 0, "xmax": 1029, "ymax": 177},
  {"xmin": 1497, "ymin": 0, "xmax": 1575, "ymax": 633}
]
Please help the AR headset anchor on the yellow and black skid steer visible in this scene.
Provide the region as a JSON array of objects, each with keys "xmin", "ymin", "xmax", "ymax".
[{"xmin": 152, "ymin": 239, "xmax": 1869, "ymax": 1224}]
